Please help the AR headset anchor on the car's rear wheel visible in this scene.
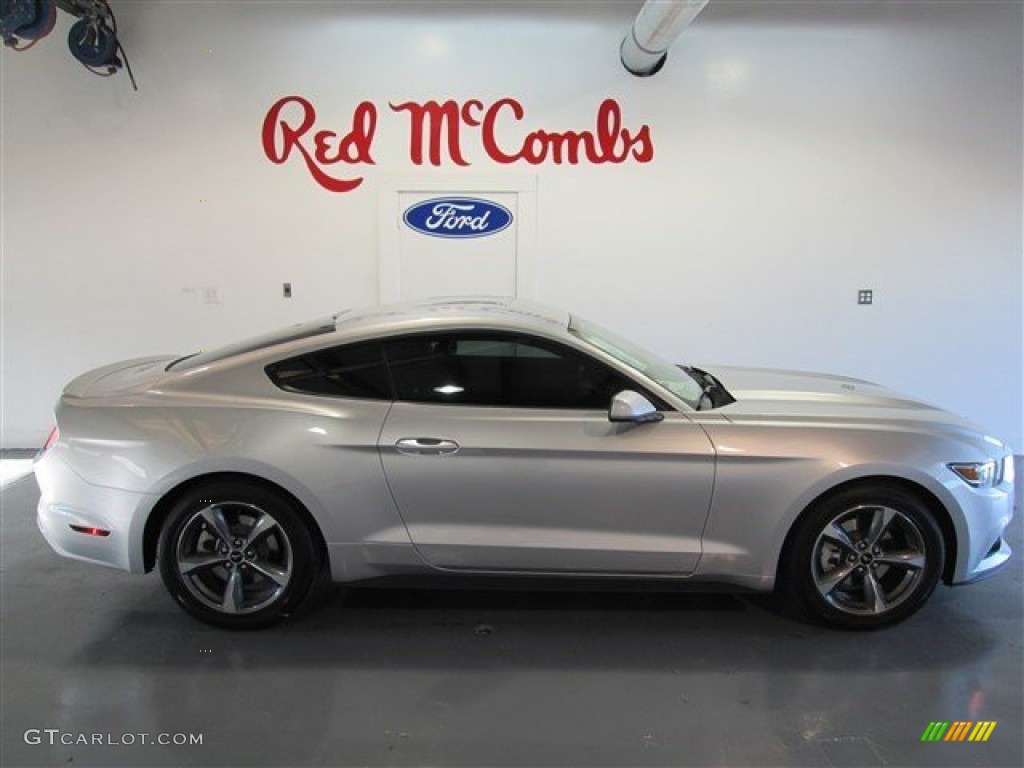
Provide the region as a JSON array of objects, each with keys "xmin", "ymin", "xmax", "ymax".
[
  {"xmin": 157, "ymin": 480, "xmax": 320, "ymax": 629},
  {"xmin": 786, "ymin": 485, "xmax": 944, "ymax": 629}
]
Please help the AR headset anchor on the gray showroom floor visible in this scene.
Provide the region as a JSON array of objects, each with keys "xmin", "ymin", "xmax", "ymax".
[{"xmin": 2, "ymin": 472, "xmax": 1021, "ymax": 768}]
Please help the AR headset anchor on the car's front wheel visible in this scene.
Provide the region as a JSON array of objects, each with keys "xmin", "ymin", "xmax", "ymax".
[
  {"xmin": 786, "ymin": 485, "xmax": 944, "ymax": 629},
  {"xmin": 157, "ymin": 480, "xmax": 320, "ymax": 629}
]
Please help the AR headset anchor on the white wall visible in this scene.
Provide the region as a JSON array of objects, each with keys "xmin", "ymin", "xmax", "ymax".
[{"xmin": 2, "ymin": 0, "xmax": 1021, "ymax": 448}]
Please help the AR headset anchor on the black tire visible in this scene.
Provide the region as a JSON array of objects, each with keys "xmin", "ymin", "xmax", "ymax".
[
  {"xmin": 785, "ymin": 485, "xmax": 944, "ymax": 630},
  {"xmin": 157, "ymin": 480, "xmax": 321, "ymax": 629}
]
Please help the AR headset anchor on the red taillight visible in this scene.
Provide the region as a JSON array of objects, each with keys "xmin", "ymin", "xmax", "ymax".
[
  {"xmin": 40, "ymin": 426, "xmax": 59, "ymax": 454},
  {"xmin": 69, "ymin": 525, "xmax": 111, "ymax": 537}
]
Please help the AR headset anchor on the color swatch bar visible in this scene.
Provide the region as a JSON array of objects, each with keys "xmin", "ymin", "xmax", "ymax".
[{"xmin": 921, "ymin": 721, "xmax": 996, "ymax": 742}]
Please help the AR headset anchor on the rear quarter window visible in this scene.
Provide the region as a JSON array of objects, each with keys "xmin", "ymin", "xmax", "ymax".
[{"xmin": 266, "ymin": 342, "xmax": 391, "ymax": 400}]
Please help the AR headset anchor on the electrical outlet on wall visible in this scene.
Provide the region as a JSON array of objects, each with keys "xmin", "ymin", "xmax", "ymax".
[
  {"xmin": 283, "ymin": 282, "xmax": 292, "ymax": 298},
  {"xmin": 858, "ymin": 289, "xmax": 873, "ymax": 305}
]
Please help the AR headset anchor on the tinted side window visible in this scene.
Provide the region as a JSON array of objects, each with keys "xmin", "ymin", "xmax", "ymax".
[
  {"xmin": 384, "ymin": 334, "xmax": 633, "ymax": 408},
  {"xmin": 266, "ymin": 342, "xmax": 391, "ymax": 400}
]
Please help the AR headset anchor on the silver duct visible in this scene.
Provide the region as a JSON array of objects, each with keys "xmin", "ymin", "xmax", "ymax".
[{"xmin": 620, "ymin": 0, "xmax": 709, "ymax": 77}]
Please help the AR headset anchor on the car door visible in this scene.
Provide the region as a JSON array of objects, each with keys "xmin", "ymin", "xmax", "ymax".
[{"xmin": 377, "ymin": 332, "xmax": 715, "ymax": 575}]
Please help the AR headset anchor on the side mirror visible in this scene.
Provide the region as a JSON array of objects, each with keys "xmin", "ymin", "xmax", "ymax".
[{"xmin": 609, "ymin": 390, "xmax": 664, "ymax": 424}]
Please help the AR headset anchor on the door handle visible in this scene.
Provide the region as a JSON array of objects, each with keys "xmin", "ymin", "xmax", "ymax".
[{"xmin": 395, "ymin": 437, "xmax": 460, "ymax": 456}]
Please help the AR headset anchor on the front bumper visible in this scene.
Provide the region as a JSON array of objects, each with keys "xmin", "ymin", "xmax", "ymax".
[
  {"xmin": 953, "ymin": 536, "xmax": 1012, "ymax": 585},
  {"xmin": 947, "ymin": 461, "xmax": 1015, "ymax": 584}
]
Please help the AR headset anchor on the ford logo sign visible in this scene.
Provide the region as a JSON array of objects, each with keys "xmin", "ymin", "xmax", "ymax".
[{"xmin": 403, "ymin": 197, "xmax": 513, "ymax": 239}]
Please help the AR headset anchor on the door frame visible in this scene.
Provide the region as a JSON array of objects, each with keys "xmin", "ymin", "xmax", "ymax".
[{"xmin": 376, "ymin": 173, "xmax": 538, "ymax": 303}]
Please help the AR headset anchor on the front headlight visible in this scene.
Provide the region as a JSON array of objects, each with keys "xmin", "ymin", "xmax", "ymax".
[{"xmin": 948, "ymin": 460, "xmax": 998, "ymax": 488}]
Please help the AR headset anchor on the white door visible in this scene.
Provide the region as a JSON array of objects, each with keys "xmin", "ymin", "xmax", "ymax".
[
  {"xmin": 397, "ymin": 191, "xmax": 518, "ymax": 300},
  {"xmin": 377, "ymin": 176, "xmax": 537, "ymax": 303}
]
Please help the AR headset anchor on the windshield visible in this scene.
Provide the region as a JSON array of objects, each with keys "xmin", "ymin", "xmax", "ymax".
[
  {"xmin": 570, "ymin": 316, "xmax": 703, "ymax": 409},
  {"xmin": 167, "ymin": 316, "xmax": 337, "ymax": 371}
]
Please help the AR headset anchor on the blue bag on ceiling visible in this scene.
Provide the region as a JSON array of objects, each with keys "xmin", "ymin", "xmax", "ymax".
[
  {"xmin": 67, "ymin": 14, "xmax": 116, "ymax": 66},
  {"xmin": 1, "ymin": 0, "xmax": 57, "ymax": 44}
]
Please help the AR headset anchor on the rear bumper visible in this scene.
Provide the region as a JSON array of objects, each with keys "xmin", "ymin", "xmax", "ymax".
[{"xmin": 35, "ymin": 453, "xmax": 152, "ymax": 573}]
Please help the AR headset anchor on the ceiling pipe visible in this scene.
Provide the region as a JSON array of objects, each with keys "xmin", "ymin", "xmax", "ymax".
[{"xmin": 620, "ymin": 0, "xmax": 709, "ymax": 77}]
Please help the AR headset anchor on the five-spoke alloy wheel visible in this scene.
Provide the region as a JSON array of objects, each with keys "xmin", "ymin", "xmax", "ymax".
[
  {"xmin": 158, "ymin": 480, "xmax": 320, "ymax": 629},
  {"xmin": 787, "ymin": 485, "xmax": 944, "ymax": 629}
]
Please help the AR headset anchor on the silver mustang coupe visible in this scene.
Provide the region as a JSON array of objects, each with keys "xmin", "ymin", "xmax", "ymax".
[{"xmin": 35, "ymin": 298, "xmax": 1014, "ymax": 629}]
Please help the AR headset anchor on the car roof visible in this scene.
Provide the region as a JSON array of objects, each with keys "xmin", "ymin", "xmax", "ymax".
[
  {"xmin": 166, "ymin": 297, "xmax": 571, "ymax": 373},
  {"xmin": 333, "ymin": 296, "xmax": 570, "ymax": 338}
]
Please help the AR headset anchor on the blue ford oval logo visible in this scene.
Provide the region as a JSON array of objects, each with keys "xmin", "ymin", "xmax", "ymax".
[{"xmin": 403, "ymin": 197, "xmax": 513, "ymax": 239}]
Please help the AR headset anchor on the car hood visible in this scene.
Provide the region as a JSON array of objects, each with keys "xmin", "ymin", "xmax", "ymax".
[
  {"xmin": 702, "ymin": 365, "xmax": 979, "ymax": 427},
  {"xmin": 705, "ymin": 365, "xmax": 923, "ymax": 408},
  {"xmin": 700, "ymin": 365, "xmax": 1015, "ymax": 457}
]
